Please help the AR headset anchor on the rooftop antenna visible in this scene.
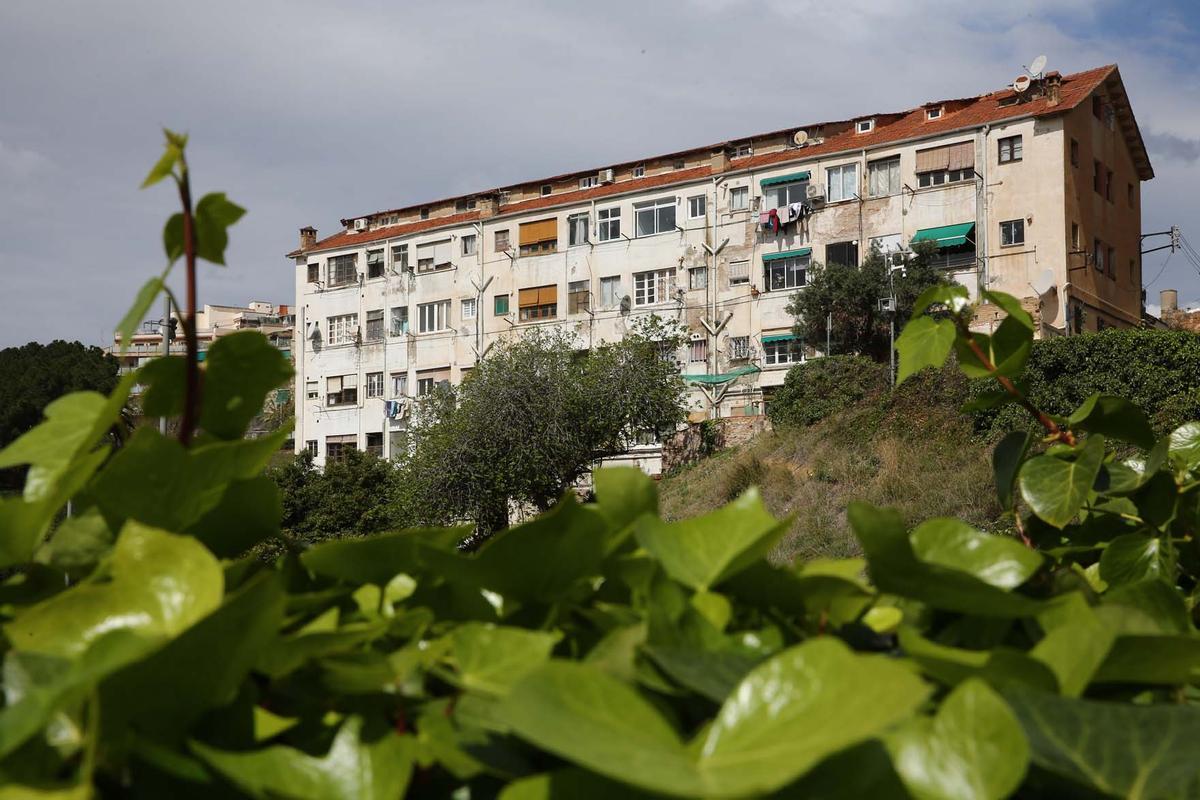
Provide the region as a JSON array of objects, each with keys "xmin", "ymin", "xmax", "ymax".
[{"xmin": 1027, "ymin": 54, "xmax": 1047, "ymax": 78}]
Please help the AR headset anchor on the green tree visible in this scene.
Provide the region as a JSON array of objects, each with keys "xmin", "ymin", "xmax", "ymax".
[
  {"xmin": 397, "ymin": 320, "xmax": 687, "ymax": 539},
  {"xmin": 787, "ymin": 241, "xmax": 949, "ymax": 361},
  {"xmin": 267, "ymin": 448, "xmax": 401, "ymax": 539}
]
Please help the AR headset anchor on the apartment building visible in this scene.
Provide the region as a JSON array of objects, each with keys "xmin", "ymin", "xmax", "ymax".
[{"xmin": 289, "ymin": 63, "xmax": 1152, "ymax": 470}]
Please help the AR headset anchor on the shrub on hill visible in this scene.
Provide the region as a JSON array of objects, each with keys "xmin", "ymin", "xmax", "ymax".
[{"xmin": 767, "ymin": 354, "xmax": 889, "ymax": 428}]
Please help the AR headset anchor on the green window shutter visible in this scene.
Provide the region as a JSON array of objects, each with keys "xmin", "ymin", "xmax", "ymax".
[{"xmin": 494, "ymin": 295, "xmax": 509, "ymax": 315}]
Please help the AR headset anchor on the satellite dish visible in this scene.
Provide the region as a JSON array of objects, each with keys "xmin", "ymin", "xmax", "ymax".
[
  {"xmin": 792, "ymin": 130, "xmax": 809, "ymax": 146},
  {"xmin": 1013, "ymin": 75, "xmax": 1031, "ymax": 94},
  {"xmin": 1031, "ymin": 268, "xmax": 1055, "ymax": 296},
  {"xmin": 1029, "ymin": 54, "xmax": 1047, "ymax": 77}
]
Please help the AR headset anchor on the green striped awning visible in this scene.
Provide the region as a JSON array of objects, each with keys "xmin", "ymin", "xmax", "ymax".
[
  {"xmin": 762, "ymin": 247, "xmax": 812, "ymax": 262},
  {"xmin": 686, "ymin": 365, "xmax": 761, "ymax": 385},
  {"xmin": 761, "ymin": 333, "xmax": 796, "ymax": 344},
  {"xmin": 911, "ymin": 222, "xmax": 975, "ymax": 249},
  {"xmin": 760, "ymin": 171, "xmax": 811, "ymax": 187}
]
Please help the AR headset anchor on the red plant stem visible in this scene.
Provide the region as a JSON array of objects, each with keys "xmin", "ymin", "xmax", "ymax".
[{"xmin": 176, "ymin": 162, "xmax": 200, "ymax": 446}]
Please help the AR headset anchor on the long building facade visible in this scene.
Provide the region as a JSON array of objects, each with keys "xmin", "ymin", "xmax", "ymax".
[{"xmin": 289, "ymin": 63, "xmax": 1152, "ymax": 470}]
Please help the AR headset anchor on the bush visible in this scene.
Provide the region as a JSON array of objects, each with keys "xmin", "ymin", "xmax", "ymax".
[
  {"xmin": 266, "ymin": 449, "xmax": 402, "ymax": 540},
  {"xmin": 973, "ymin": 328, "xmax": 1200, "ymax": 438},
  {"xmin": 768, "ymin": 355, "xmax": 889, "ymax": 427}
]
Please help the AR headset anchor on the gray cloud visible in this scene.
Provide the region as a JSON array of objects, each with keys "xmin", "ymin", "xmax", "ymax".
[
  {"xmin": 1145, "ymin": 131, "xmax": 1200, "ymax": 163},
  {"xmin": 0, "ymin": 0, "xmax": 1198, "ymax": 347}
]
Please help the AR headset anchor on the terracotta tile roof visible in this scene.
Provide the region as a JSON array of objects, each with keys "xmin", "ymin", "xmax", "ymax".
[{"xmin": 298, "ymin": 64, "xmax": 1147, "ymax": 257}]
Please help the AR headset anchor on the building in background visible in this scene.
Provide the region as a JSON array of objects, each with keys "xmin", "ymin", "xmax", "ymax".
[{"xmin": 289, "ymin": 63, "xmax": 1152, "ymax": 470}]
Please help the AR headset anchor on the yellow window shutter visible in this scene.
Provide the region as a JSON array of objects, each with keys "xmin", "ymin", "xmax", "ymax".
[
  {"xmin": 519, "ymin": 218, "xmax": 558, "ymax": 246},
  {"xmin": 915, "ymin": 145, "xmax": 949, "ymax": 173}
]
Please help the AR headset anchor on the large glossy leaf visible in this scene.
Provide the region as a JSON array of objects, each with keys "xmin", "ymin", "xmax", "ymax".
[
  {"xmin": 897, "ymin": 627, "xmax": 1057, "ymax": 692},
  {"xmin": 1018, "ymin": 434, "xmax": 1105, "ymax": 528},
  {"xmin": 191, "ymin": 191, "xmax": 246, "ymax": 266},
  {"xmin": 501, "ymin": 639, "xmax": 929, "ymax": 797},
  {"xmin": 992, "ymin": 431, "xmax": 1031, "ymax": 510},
  {"xmin": 300, "ymin": 526, "xmax": 464, "ymax": 585},
  {"xmin": 4, "ymin": 522, "xmax": 222, "ymax": 658},
  {"xmin": 592, "ymin": 467, "xmax": 657, "ymax": 548},
  {"xmin": 849, "ymin": 503, "xmax": 1044, "ymax": 617},
  {"xmin": 1068, "ymin": 394, "xmax": 1156, "ymax": 450},
  {"xmin": 885, "ymin": 678, "xmax": 1028, "ymax": 800},
  {"xmin": 634, "ymin": 488, "xmax": 787, "ymax": 591},
  {"xmin": 187, "ymin": 476, "xmax": 282, "ymax": 558},
  {"xmin": 909, "ymin": 518, "xmax": 1042, "ymax": 590},
  {"xmin": 443, "ymin": 623, "xmax": 560, "ymax": 697},
  {"xmin": 1167, "ymin": 421, "xmax": 1200, "ymax": 470},
  {"xmin": 1028, "ymin": 593, "xmax": 1113, "ymax": 697},
  {"xmin": 499, "ymin": 768, "xmax": 669, "ymax": 799},
  {"xmin": 116, "ymin": 277, "xmax": 165, "ymax": 352},
  {"xmin": 199, "ymin": 331, "xmax": 293, "ymax": 440},
  {"xmin": 1100, "ymin": 534, "xmax": 1169, "ymax": 587},
  {"xmin": 1005, "ymin": 687, "xmax": 1200, "ymax": 799},
  {"xmin": 909, "ymin": 284, "xmax": 970, "ymax": 319},
  {"xmin": 192, "ymin": 717, "xmax": 414, "ymax": 800},
  {"xmin": 896, "ymin": 316, "xmax": 956, "ymax": 383},
  {"xmin": 642, "ymin": 607, "xmax": 765, "ymax": 702}
]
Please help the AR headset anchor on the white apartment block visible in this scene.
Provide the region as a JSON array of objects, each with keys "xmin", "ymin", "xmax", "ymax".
[{"xmin": 289, "ymin": 64, "xmax": 1152, "ymax": 470}]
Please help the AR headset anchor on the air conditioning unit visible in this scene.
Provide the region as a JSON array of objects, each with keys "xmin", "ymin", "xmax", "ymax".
[
  {"xmin": 597, "ymin": 168, "xmax": 615, "ymax": 184},
  {"xmin": 806, "ymin": 184, "xmax": 825, "ymax": 201},
  {"xmin": 353, "ymin": 218, "xmax": 367, "ymax": 231}
]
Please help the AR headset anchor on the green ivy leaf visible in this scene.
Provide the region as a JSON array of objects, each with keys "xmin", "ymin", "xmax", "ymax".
[
  {"xmin": 909, "ymin": 518, "xmax": 1042, "ymax": 590},
  {"xmin": 1068, "ymin": 394, "xmax": 1156, "ymax": 450},
  {"xmin": 200, "ymin": 331, "xmax": 293, "ymax": 440},
  {"xmin": 137, "ymin": 356, "xmax": 188, "ymax": 418},
  {"xmin": 954, "ymin": 317, "xmax": 1032, "ymax": 380},
  {"xmin": 1004, "ymin": 687, "xmax": 1200, "ymax": 798},
  {"xmin": 1100, "ymin": 534, "xmax": 1170, "ymax": 587},
  {"xmin": 992, "ymin": 430, "xmax": 1032, "ymax": 510},
  {"xmin": 162, "ymin": 212, "xmax": 185, "ymax": 264},
  {"xmin": 4, "ymin": 522, "xmax": 223, "ymax": 658},
  {"xmin": 140, "ymin": 132, "xmax": 184, "ymax": 188},
  {"xmin": 980, "ymin": 291, "xmax": 1034, "ymax": 330},
  {"xmin": 186, "ymin": 476, "xmax": 281, "ymax": 558},
  {"xmin": 443, "ymin": 623, "xmax": 560, "ymax": 697},
  {"xmin": 885, "ymin": 678, "xmax": 1029, "ymax": 800},
  {"xmin": 896, "ymin": 316, "xmax": 956, "ymax": 383},
  {"xmin": 910, "ymin": 284, "xmax": 970, "ymax": 319},
  {"xmin": 897, "ymin": 627, "xmax": 1058, "ymax": 693},
  {"xmin": 1018, "ymin": 435, "xmax": 1105, "ymax": 528},
  {"xmin": 191, "ymin": 717, "xmax": 414, "ymax": 800},
  {"xmin": 1168, "ymin": 421, "xmax": 1200, "ymax": 471},
  {"xmin": 115, "ymin": 276, "xmax": 165, "ymax": 354},
  {"xmin": 634, "ymin": 488, "xmax": 787, "ymax": 591},
  {"xmin": 192, "ymin": 192, "xmax": 246, "ymax": 266},
  {"xmin": 499, "ymin": 768, "xmax": 668, "ymax": 800},
  {"xmin": 592, "ymin": 467, "xmax": 658, "ymax": 546},
  {"xmin": 1028, "ymin": 593, "xmax": 1114, "ymax": 697}
]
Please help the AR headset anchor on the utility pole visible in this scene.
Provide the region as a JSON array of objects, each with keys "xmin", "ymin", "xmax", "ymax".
[
  {"xmin": 826, "ymin": 311, "xmax": 832, "ymax": 357},
  {"xmin": 160, "ymin": 295, "xmax": 175, "ymax": 434}
]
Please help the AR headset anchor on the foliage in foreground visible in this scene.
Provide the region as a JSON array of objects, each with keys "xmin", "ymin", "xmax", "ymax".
[{"xmin": 2, "ymin": 134, "xmax": 1200, "ymax": 798}]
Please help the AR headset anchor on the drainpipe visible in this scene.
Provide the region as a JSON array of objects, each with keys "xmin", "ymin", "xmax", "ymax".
[{"xmin": 979, "ymin": 124, "xmax": 990, "ymax": 295}]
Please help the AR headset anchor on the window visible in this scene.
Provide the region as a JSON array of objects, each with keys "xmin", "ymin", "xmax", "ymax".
[
  {"xmin": 729, "ymin": 336, "xmax": 751, "ymax": 360},
  {"xmin": 461, "ymin": 298, "xmax": 476, "ymax": 320},
  {"xmin": 305, "ymin": 440, "xmax": 317, "ymax": 456},
  {"xmin": 730, "ymin": 185, "xmax": 749, "ymax": 211},
  {"xmin": 365, "ymin": 432, "xmax": 383, "ymax": 458},
  {"xmin": 462, "ymin": 234, "xmax": 476, "ymax": 256},
  {"xmin": 494, "ymin": 295, "xmax": 509, "ymax": 315},
  {"xmin": 540, "ymin": 184, "xmax": 552, "ymax": 196},
  {"xmin": 416, "ymin": 239, "xmax": 452, "ymax": 272},
  {"xmin": 328, "ymin": 254, "xmax": 357, "ymax": 287},
  {"xmin": 568, "ymin": 280, "xmax": 589, "ymax": 314},
  {"xmin": 856, "ymin": 119, "xmax": 874, "ymax": 133},
  {"xmin": 634, "ymin": 269, "xmax": 676, "ymax": 305},
  {"xmin": 326, "ymin": 435, "xmax": 356, "ymax": 463},
  {"xmin": 1000, "ymin": 219, "xmax": 1025, "ymax": 247},
  {"xmin": 326, "ymin": 313, "xmax": 357, "ymax": 346},
  {"xmin": 519, "ymin": 218, "xmax": 558, "ymax": 255},
  {"xmin": 1093, "ymin": 95, "xmax": 1103, "ymax": 119},
  {"xmin": 1128, "ymin": 183, "xmax": 1135, "ymax": 207},
  {"xmin": 870, "ymin": 233, "xmax": 903, "ymax": 263},
  {"xmin": 367, "ymin": 249, "xmax": 384, "ymax": 279},
  {"xmin": 729, "ymin": 260, "xmax": 750, "ymax": 286},
  {"xmin": 825, "ymin": 241, "xmax": 859, "ymax": 267},
  {"xmin": 867, "ymin": 156, "xmax": 900, "ymax": 197},
  {"xmin": 1093, "ymin": 160, "xmax": 1102, "ymax": 194},
  {"xmin": 365, "ymin": 309, "xmax": 384, "ymax": 340},
  {"xmin": 916, "ymin": 142, "xmax": 974, "ymax": 188},
  {"xmin": 455, "ymin": 198, "xmax": 477, "ymax": 213},
  {"xmin": 1129, "ymin": 258, "xmax": 1137, "ymax": 282},
  {"xmin": 417, "ymin": 369, "xmax": 451, "ymax": 396},
  {"xmin": 733, "ymin": 143, "xmax": 753, "ymax": 157},
  {"xmin": 390, "ymin": 372, "xmax": 407, "ymax": 397},
  {"xmin": 307, "ymin": 262, "xmax": 319, "ymax": 283},
  {"xmin": 305, "ymin": 380, "xmax": 318, "ymax": 400},
  {"xmin": 826, "ymin": 163, "xmax": 858, "ymax": 202},
  {"xmin": 1093, "ymin": 238, "xmax": 1105, "ymax": 273},
  {"xmin": 418, "ymin": 300, "xmax": 451, "ymax": 333},
  {"xmin": 689, "ymin": 339, "xmax": 707, "ymax": 363},
  {"xmin": 764, "ymin": 255, "xmax": 808, "ymax": 291},
  {"xmin": 673, "ymin": 159, "xmax": 685, "ymax": 170},
  {"xmin": 392, "ymin": 244, "xmax": 409, "ymax": 270},
  {"xmin": 326, "ymin": 375, "xmax": 357, "ymax": 406},
  {"xmin": 390, "ymin": 306, "xmax": 409, "ymax": 336},
  {"xmin": 1107, "ymin": 247, "xmax": 1116, "ymax": 278},
  {"xmin": 568, "ymin": 213, "xmax": 589, "ymax": 247},
  {"xmin": 417, "ymin": 377, "xmax": 435, "ymax": 396},
  {"xmin": 688, "ymin": 266, "xmax": 708, "ymax": 290},
  {"xmin": 769, "ymin": 180, "xmax": 809, "ymax": 209},
  {"xmin": 1070, "ymin": 138, "xmax": 1079, "ymax": 167},
  {"xmin": 1071, "ymin": 222, "xmax": 1080, "ymax": 250},
  {"xmin": 633, "ymin": 164, "xmax": 645, "ymax": 178},
  {"xmin": 635, "ymin": 197, "xmax": 676, "ymax": 237},
  {"xmin": 926, "ymin": 107, "xmax": 943, "ymax": 120},
  {"xmin": 597, "ymin": 207, "xmax": 621, "ymax": 241},
  {"xmin": 519, "ymin": 285, "xmax": 557, "ymax": 321},
  {"xmin": 495, "ymin": 229, "xmax": 511, "ymax": 252},
  {"xmin": 579, "ymin": 175, "xmax": 598, "ymax": 189},
  {"xmin": 998, "ymin": 135, "xmax": 1022, "ymax": 163},
  {"xmin": 599, "ymin": 276, "xmax": 621, "ymax": 307},
  {"xmin": 763, "ymin": 337, "xmax": 799, "ymax": 366},
  {"xmin": 687, "ymin": 195, "xmax": 706, "ymax": 219},
  {"xmin": 1105, "ymin": 169, "xmax": 1114, "ymax": 202},
  {"xmin": 365, "ymin": 372, "xmax": 384, "ymax": 399}
]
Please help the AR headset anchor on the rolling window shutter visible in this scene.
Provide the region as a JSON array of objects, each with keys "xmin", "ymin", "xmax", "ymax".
[
  {"xmin": 326, "ymin": 376, "xmax": 342, "ymax": 393},
  {"xmin": 538, "ymin": 285, "xmax": 558, "ymax": 305},
  {"xmin": 947, "ymin": 141, "xmax": 974, "ymax": 170},
  {"xmin": 366, "ymin": 250, "xmax": 383, "ymax": 265},
  {"xmin": 416, "ymin": 242, "xmax": 434, "ymax": 261},
  {"xmin": 432, "ymin": 239, "xmax": 452, "ymax": 264},
  {"xmin": 343, "ymin": 374, "xmax": 358, "ymax": 389},
  {"xmin": 519, "ymin": 218, "xmax": 558, "ymax": 245},
  {"xmin": 915, "ymin": 145, "xmax": 949, "ymax": 173},
  {"xmin": 519, "ymin": 287, "xmax": 541, "ymax": 307}
]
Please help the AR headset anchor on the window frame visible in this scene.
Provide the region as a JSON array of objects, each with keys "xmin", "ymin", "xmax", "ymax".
[
  {"xmin": 325, "ymin": 375, "xmax": 358, "ymax": 407},
  {"xmin": 390, "ymin": 306, "xmax": 409, "ymax": 336},
  {"xmin": 826, "ymin": 163, "xmax": 859, "ymax": 203},
  {"xmin": 867, "ymin": 156, "xmax": 900, "ymax": 197},
  {"xmin": 306, "ymin": 262, "xmax": 319, "ymax": 283},
  {"xmin": 598, "ymin": 276, "xmax": 621, "ymax": 307},
  {"xmin": 568, "ymin": 280, "xmax": 590, "ymax": 314},
  {"xmin": 364, "ymin": 309, "xmax": 385, "ymax": 341},
  {"xmin": 390, "ymin": 372, "xmax": 407, "ymax": 398},
  {"xmin": 494, "ymin": 229, "xmax": 511, "ymax": 252},
  {"xmin": 632, "ymin": 164, "xmax": 645, "ymax": 178},
  {"xmin": 688, "ymin": 266, "xmax": 708, "ymax": 291},
  {"xmin": 327, "ymin": 254, "xmax": 358, "ymax": 288},
  {"xmin": 729, "ymin": 185, "xmax": 749, "ymax": 211},
  {"xmin": 763, "ymin": 337, "xmax": 800, "ymax": 366},
  {"xmin": 824, "ymin": 241, "xmax": 859, "ymax": 268},
  {"xmin": 597, "ymin": 207, "xmax": 621, "ymax": 241},
  {"xmin": 728, "ymin": 259, "xmax": 750, "ymax": 286},
  {"xmin": 326, "ymin": 313, "xmax": 357, "ymax": 346},
  {"xmin": 391, "ymin": 244, "xmax": 409, "ymax": 271},
  {"xmin": 687, "ymin": 194, "xmax": 707, "ymax": 219},
  {"xmin": 461, "ymin": 234, "xmax": 476, "ymax": 256},
  {"xmin": 999, "ymin": 219, "xmax": 1025, "ymax": 247},
  {"xmin": 634, "ymin": 197, "xmax": 677, "ymax": 238},
  {"xmin": 688, "ymin": 338, "xmax": 708, "ymax": 363},
  {"xmin": 417, "ymin": 299, "xmax": 451, "ymax": 333},
  {"xmin": 518, "ymin": 285, "xmax": 558, "ymax": 322},
  {"xmin": 365, "ymin": 371, "xmax": 384, "ymax": 399},
  {"xmin": 494, "ymin": 295, "xmax": 509, "ymax": 316},
  {"xmin": 916, "ymin": 168, "xmax": 973, "ymax": 188},
  {"xmin": 770, "ymin": 180, "xmax": 810, "ymax": 208},
  {"xmin": 633, "ymin": 268, "xmax": 676, "ymax": 306},
  {"xmin": 998, "ymin": 135, "xmax": 1023, "ymax": 164},
  {"xmin": 763, "ymin": 255, "xmax": 809, "ymax": 292},
  {"xmin": 568, "ymin": 213, "xmax": 590, "ymax": 247},
  {"xmin": 461, "ymin": 297, "xmax": 476, "ymax": 320},
  {"xmin": 856, "ymin": 119, "xmax": 875, "ymax": 134},
  {"xmin": 579, "ymin": 175, "xmax": 598, "ymax": 189}
]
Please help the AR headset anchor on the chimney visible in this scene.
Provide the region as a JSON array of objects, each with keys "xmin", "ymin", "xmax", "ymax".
[
  {"xmin": 299, "ymin": 226, "xmax": 317, "ymax": 251},
  {"xmin": 477, "ymin": 194, "xmax": 499, "ymax": 219},
  {"xmin": 709, "ymin": 148, "xmax": 730, "ymax": 174},
  {"xmin": 1043, "ymin": 71, "xmax": 1062, "ymax": 106},
  {"xmin": 1161, "ymin": 289, "xmax": 1179, "ymax": 314}
]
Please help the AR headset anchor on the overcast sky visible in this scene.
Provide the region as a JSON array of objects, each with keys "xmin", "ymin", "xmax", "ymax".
[{"xmin": 2, "ymin": 0, "xmax": 1199, "ymax": 347}]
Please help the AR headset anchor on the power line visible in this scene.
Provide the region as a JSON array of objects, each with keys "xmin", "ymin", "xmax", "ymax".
[{"xmin": 1144, "ymin": 251, "xmax": 1174, "ymax": 289}]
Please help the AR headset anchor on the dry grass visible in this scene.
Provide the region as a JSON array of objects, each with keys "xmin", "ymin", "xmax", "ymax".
[{"xmin": 659, "ymin": 396, "xmax": 1001, "ymax": 564}]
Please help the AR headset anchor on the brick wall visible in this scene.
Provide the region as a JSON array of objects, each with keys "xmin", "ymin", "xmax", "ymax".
[{"xmin": 662, "ymin": 415, "xmax": 771, "ymax": 473}]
